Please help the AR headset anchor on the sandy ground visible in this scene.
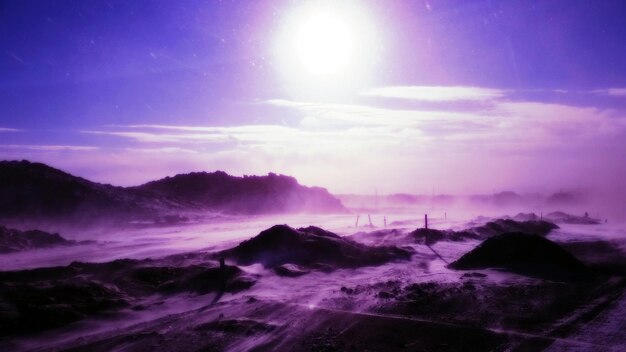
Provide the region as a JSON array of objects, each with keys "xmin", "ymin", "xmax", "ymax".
[{"xmin": 1, "ymin": 214, "xmax": 625, "ymax": 351}]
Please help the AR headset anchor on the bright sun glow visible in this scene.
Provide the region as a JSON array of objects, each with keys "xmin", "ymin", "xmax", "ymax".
[
  {"xmin": 295, "ymin": 14, "xmax": 353, "ymax": 75},
  {"xmin": 275, "ymin": 1, "xmax": 380, "ymax": 97}
]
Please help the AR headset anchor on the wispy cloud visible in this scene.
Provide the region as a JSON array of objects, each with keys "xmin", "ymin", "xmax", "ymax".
[
  {"xmin": 82, "ymin": 130, "xmax": 234, "ymax": 143},
  {"xmin": 267, "ymin": 99, "xmax": 486, "ymax": 131},
  {"xmin": 363, "ymin": 86, "xmax": 505, "ymax": 101},
  {"xmin": 591, "ymin": 88, "xmax": 626, "ymax": 97},
  {"xmin": 0, "ymin": 144, "xmax": 98, "ymax": 151},
  {"xmin": 91, "ymin": 124, "xmax": 401, "ymax": 153},
  {"xmin": 125, "ymin": 147, "xmax": 200, "ymax": 154},
  {"xmin": 97, "ymin": 97, "xmax": 626, "ymax": 155},
  {"xmin": 269, "ymin": 96, "xmax": 626, "ymax": 153},
  {"xmin": 0, "ymin": 127, "xmax": 21, "ymax": 132}
]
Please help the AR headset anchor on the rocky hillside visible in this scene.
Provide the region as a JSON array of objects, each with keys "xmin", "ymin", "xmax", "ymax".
[
  {"xmin": 0, "ymin": 160, "xmax": 346, "ymax": 225},
  {"xmin": 132, "ymin": 171, "xmax": 345, "ymax": 214}
]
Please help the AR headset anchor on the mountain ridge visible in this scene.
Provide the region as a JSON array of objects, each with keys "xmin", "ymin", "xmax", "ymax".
[{"xmin": 0, "ymin": 160, "xmax": 346, "ymax": 226}]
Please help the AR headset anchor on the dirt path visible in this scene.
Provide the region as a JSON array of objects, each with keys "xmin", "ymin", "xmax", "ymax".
[
  {"xmin": 17, "ymin": 297, "xmax": 618, "ymax": 352},
  {"xmin": 545, "ymin": 290, "xmax": 626, "ymax": 351}
]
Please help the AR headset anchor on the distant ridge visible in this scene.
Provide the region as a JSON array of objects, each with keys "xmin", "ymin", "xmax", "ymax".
[
  {"xmin": 132, "ymin": 171, "xmax": 345, "ymax": 215},
  {"xmin": 0, "ymin": 160, "xmax": 346, "ymax": 226}
]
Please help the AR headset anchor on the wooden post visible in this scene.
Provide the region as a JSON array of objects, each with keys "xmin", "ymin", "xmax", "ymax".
[
  {"xmin": 425, "ymin": 214, "xmax": 428, "ymax": 229},
  {"xmin": 368, "ymin": 214, "xmax": 373, "ymax": 227},
  {"xmin": 355, "ymin": 215, "xmax": 360, "ymax": 228}
]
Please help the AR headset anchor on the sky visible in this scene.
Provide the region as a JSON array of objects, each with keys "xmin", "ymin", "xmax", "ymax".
[{"xmin": 1, "ymin": 0, "xmax": 626, "ymax": 196}]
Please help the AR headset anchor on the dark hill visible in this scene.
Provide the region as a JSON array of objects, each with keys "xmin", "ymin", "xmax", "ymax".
[
  {"xmin": 0, "ymin": 160, "xmax": 130, "ymax": 219},
  {"xmin": 0, "ymin": 160, "xmax": 174, "ymax": 224},
  {"xmin": 132, "ymin": 172, "xmax": 346, "ymax": 214},
  {"xmin": 219, "ymin": 225, "xmax": 412, "ymax": 270},
  {"xmin": 449, "ymin": 232, "xmax": 589, "ymax": 281},
  {"xmin": 0, "ymin": 160, "xmax": 346, "ymax": 225}
]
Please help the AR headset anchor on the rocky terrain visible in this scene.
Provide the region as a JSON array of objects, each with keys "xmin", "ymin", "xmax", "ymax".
[
  {"xmin": 351, "ymin": 218, "xmax": 559, "ymax": 246},
  {"xmin": 0, "ymin": 255, "xmax": 257, "ymax": 336},
  {"xmin": 0, "ymin": 216, "xmax": 624, "ymax": 351}
]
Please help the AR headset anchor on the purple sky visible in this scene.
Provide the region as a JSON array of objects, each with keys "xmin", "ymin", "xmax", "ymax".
[{"xmin": 1, "ymin": 0, "xmax": 626, "ymax": 196}]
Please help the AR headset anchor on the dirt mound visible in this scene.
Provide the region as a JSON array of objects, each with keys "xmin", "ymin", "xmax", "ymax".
[
  {"xmin": 220, "ymin": 225, "xmax": 412, "ymax": 270},
  {"xmin": 0, "ymin": 226, "xmax": 76, "ymax": 253},
  {"xmin": 448, "ymin": 232, "xmax": 589, "ymax": 280},
  {"xmin": 546, "ymin": 211, "xmax": 601, "ymax": 224},
  {"xmin": 471, "ymin": 219, "xmax": 558, "ymax": 238}
]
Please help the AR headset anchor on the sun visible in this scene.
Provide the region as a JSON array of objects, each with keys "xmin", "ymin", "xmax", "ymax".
[
  {"xmin": 294, "ymin": 13, "xmax": 353, "ymax": 75},
  {"xmin": 274, "ymin": 1, "xmax": 380, "ymax": 97}
]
